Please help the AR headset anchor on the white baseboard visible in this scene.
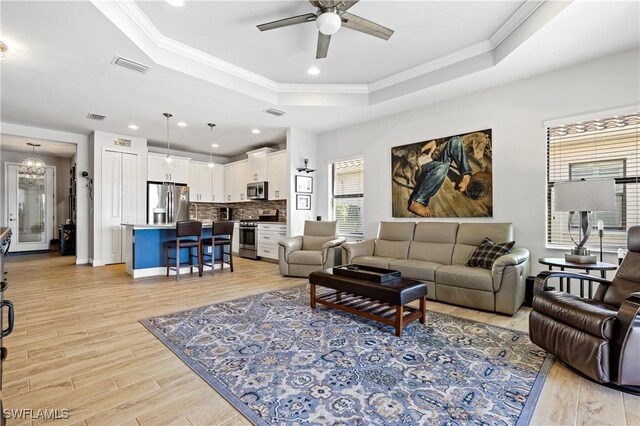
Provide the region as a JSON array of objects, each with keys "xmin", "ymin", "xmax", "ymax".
[
  {"xmin": 75, "ymin": 258, "xmax": 89, "ymax": 265},
  {"xmin": 92, "ymin": 259, "xmax": 105, "ymax": 267},
  {"xmin": 129, "ymin": 264, "xmax": 229, "ymax": 279}
]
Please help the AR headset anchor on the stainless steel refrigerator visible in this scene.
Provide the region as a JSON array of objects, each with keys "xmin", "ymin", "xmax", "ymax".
[{"xmin": 147, "ymin": 182, "xmax": 190, "ymax": 224}]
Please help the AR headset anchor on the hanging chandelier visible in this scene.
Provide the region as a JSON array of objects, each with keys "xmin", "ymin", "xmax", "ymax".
[
  {"xmin": 19, "ymin": 143, "xmax": 46, "ymax": 183},
  {"xmin": 163, "ymin": 112, "xmax": 173, "ymax": 164},
  {"xmin": 207, "ymin": 123, "xmax": 216, "ymax": 169}
]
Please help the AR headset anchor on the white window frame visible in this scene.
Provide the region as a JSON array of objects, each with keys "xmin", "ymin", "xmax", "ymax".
[{"xmin": 328, "ymin": 156, "xmax": 364, "ymax": 239}]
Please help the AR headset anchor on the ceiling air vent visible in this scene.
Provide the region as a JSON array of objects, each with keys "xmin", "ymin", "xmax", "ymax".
[
  {"xmin": 87, "ymin": 113, "xmax": 106, "ymax": 121},
  {"xmin": 111, "ymin": 56, "xmax": 150, "ymax": 74},
  {"xmin": 264, "ymin": 108, "xmax": 285, "ymax": 117}
]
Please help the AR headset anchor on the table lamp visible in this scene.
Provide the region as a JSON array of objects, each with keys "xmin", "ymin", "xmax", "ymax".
[{"xmin": 554, "ymin": 178, "xmax": 616, "ymax": 263}]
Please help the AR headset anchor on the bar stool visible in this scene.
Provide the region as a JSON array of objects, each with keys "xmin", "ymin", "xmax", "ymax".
[
  {"xmin": 202, "ymin": 221, "xmax": 234, "ymax": 274},
  {"xmin": 165, "ymin": 220, "xmax": 203, "ymax": 280}
]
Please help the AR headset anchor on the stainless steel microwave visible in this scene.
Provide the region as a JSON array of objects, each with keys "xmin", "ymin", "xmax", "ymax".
[{"xmin": 247, "ymin": 181, "xmax": 268, "ymax": 200}]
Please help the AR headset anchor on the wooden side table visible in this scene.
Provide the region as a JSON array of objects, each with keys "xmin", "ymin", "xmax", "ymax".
[{"xmin": 538, "ymin": 257, "xmax": 617, "ymax": 298}]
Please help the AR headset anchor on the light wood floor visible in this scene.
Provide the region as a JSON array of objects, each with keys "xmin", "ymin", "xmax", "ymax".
[{"xmin": 2, "ymin": 253, "xmax": 638, "ymax": 426}]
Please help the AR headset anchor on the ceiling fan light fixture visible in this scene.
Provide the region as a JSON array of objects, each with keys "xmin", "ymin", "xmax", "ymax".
[{"xmin": 316, "ymin": 12, "xmax": 341, "ymax": 35}]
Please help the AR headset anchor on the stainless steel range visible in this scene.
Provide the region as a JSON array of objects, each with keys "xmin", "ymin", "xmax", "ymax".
[{"xmin": 239, "ymin": 209, "xmax": 279, "ymax": 260}]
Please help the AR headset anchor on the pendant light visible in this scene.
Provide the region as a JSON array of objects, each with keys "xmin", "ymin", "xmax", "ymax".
[
  {"xmin": 19, "ymin": 143, "xmax": 46, "ymax": 184},
  {"xmin": 207, "ymin": 123, "xmax": 216, "ymax": 169},
  {"xmin": 163, "ymin": 112, "xmax": 173, "ymax": 164}
]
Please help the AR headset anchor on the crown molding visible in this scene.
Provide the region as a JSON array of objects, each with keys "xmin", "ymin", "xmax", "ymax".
[
  {"xmin": 92, "ymin": 0, "xmax": 559, "ymax": 107},
  {"xmin": 489, "ymin": 0, "xmax": 545, "ymax": 48},
  {"xmin": 279, "ymin": 83, "xmax": 368, "ymax": 94}
]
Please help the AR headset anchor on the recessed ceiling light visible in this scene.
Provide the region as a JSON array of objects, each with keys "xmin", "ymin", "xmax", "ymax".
[
  {"xmin": 252, "ymin": 129, "xmax": 261, "ymax": 134},
  {"xmin": 165, "ymin": 0, "xmax": 185, "ymax": 7},
  {"xmin": 307, "ymin": 66, "xmax": 320, "ymax": 76},
  {"xmin": 211, "ymin": 144, "xmax": 219, "ymax": 148},
  {"xmin": 128, "ymin": 124, "xmax": 139, "ymax": 130},
  {"xmin": 177, "ymin": 122, "xmax": 187, "ymax": 127}
]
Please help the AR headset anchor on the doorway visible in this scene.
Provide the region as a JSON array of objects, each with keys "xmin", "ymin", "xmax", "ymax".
[
  {"xmin": 1, "ymin": 135, "xmax": 78, "ymax": 256},
  {"xmin": 5, "ymin": 164, "xmax": 56, "ymax": 251}
]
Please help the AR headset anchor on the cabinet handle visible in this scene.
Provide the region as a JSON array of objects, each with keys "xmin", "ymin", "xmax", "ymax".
[
  {"xmin": 254, "ymin": 173, "xmax": 257, "ymax": 181},
  {"xmin": 1, "ymin": 300, "xmax": 14, "ymax": 337},
  {"xmin": 212, "ymin": 195, "xmax": 215, "ymax": 201}
]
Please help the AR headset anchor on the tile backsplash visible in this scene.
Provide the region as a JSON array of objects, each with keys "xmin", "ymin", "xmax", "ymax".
[{"xmin": 189, "ymin": 200, "xmax": 287, "ymax": 222}]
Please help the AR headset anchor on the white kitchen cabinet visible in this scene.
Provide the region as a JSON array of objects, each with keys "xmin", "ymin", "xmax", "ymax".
[
  {"xmin": 211, "ymin": 164, "xmax": 224, "ymax": 202},
  {"xmin": 188, "ymin": 161, "xmax": 214, "ymax": 202},
  {"xmin": 236, "ymin": 160, "xmax": 249, "ymax": 201},
  {"xmin": 224, "ymin": 162, "xmax": 236, "ymax": 202},
  {"xmin": 257, "ymin": 223, "xmax": 287, "ymax": 260},
  {"xmin": 148, "ymin": 152, "xmax": 190, "ymax": 183},
  {"xmin": 267, "ymin": 150, "xmax": 288, "ymax": 200},
  {"xmin": 247, "ymin": 147, "xmax": 275, "ymax": 182},
  {"xmin": 224, "ymin": 160, "xmax": 249, "ymax": 202}
]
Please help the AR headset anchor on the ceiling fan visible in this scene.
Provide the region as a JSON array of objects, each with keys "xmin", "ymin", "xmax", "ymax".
[{"xmin": 257, "ymin": 0, "xmax": 394, "ymax": 59}]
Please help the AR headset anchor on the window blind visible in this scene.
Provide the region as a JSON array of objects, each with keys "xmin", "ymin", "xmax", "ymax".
[
  {"xmin": 547, "ymin": 112, "xmax": 639, "ymax": 251},
  {"xmin": 330, "ymin": 158, "xmax": 364, "ymax": 237}
]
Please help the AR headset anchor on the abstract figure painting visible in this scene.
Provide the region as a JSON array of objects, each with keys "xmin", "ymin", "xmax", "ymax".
[{"xmin": 392, "ymin": 129, "xmax": 493, "ymax": 218}]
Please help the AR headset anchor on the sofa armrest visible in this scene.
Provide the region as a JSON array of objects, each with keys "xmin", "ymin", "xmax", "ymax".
[
  {"xmin": 614, "ymin": 292, "xmax": 640, "ymax": 384},
  {"xmin": 323, "ymin": 237, "xmax": 346, "ymax": 249},
  {"xmin": 533, "ymin": 270, "xmax": 611, "ymax": 297},
  {"xmin": 492, "ymin": 247, "xmax": 530, "ymax": 291},
  {"xmin": 342, "ymin": 239, "xmax": 374, "ymax": 264},
  {"xmin": 278, "ymin": 236, "xmax": 303, "ymax": 261}
]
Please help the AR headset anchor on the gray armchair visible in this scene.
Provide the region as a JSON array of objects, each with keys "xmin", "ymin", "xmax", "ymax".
[{"xmin": 278, "ymin": 221, "xmax": 346, "ymax": 277}]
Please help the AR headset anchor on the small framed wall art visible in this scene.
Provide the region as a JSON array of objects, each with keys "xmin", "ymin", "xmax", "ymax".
[
  {"xmin": 295, "ymin": 175, "xmax": 313, "ymax": 193},
  {"xmin": 296, "ymin": 194, "xmax": 311, "ymax": 210}
]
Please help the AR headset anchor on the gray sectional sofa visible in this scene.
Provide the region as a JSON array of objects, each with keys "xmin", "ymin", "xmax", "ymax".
[{"xmin": 341, "ymin": 221, "xmax": 530, "ymax": 315}]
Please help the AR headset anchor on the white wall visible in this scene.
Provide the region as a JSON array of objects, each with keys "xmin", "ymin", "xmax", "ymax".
[
  {"xmin": 317, "ymin": 48, "xmax": 640, "ymax": 275},
  {"xmin": 90, "ymin": 131, "xmax": 148, "ymax": 266},
  {"xmin": 0, "ymin": 123, "xmax": 90, "ymax": 263},
  {"xmin": 287, "ymin": 128, "xmax": 318, "ymax": 237}
]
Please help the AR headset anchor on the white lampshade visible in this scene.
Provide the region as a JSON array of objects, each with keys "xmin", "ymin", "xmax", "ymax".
[
  {"xmin": 316, "ymin": 12, "xmax": 341, "ymax": 35},
  {"xmin": 554, "ymin": 178, "xmax": 616, "ymax": 212}
]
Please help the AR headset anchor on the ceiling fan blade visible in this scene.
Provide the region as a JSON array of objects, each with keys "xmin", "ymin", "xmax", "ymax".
[
  {"xmin": 308, "ymin": 0, "xmax": 324, "ymax": 8},
  {"xmin": 337, "ymin": 1, "xmax": 359, "ymax": 12},
  {"xmin": 341, "ymin": 12, "xmax": 394, "ymax": 40},
  {"xmin": 316, "ymin": 32, "xmax": 331, "ymax": 59},
  {"xmin": 257, "ymin": 13, "xmax": 317, "ymax": 32}
]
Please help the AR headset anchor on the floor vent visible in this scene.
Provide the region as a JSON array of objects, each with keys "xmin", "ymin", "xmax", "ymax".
[
  {"xmin": 87, "ymin": 113, "xmax": 106, "ymax": 121},
  {"xmin": 111, "ymin": 56, "xmax": 151, "ymax": 74},
  {"xmin": 264, "ymin": 108, "xmax": 286, "ymax": 117}
]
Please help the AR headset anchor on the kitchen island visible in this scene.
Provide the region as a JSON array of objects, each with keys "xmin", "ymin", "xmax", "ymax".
[{"xmin": 122, "ymin": 223, "xmax": 230, "ymax": 278}]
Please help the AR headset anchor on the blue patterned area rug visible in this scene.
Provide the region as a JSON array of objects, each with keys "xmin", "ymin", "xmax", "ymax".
[{"xmin": 141, "ymin": 285, "xmax": 552, "ymax": 425}]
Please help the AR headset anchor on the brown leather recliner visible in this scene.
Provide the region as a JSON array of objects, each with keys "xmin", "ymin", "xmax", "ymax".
[{"xmin": 529, "ymin": 225, "xmax": 640, "ymax": 390}]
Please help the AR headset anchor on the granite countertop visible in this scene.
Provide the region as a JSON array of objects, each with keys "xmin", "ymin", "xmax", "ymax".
[
  {"xmin": 122, "ymin": 223, "xmax": 215, "ymax": 230},
  {"xmin": 123, "ymin": 221, "xmax": 286, "ymax": 230}
]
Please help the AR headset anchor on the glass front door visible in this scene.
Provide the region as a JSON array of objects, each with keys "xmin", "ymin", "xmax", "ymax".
[
  {"xmin": 6, "ymin": 164, "xmax": 55, "ymax": 251},
  {"xmin": 17, "ymin": 175, "xmax": 46, "ymax": 244}
]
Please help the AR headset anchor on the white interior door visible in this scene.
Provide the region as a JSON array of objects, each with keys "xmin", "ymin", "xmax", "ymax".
[
  {"xmin": 6, "ymin": 163, "xmax": 55, "ymax": 251},
  {"xmin": 120, "ymin": 153, "xmax": 138, "ymax": 260},
  {"xmin": 102, "ymin": 151, "xmax": 138, "ymax": 265},
  {"xmin": 102, "ymin": 151, "xmax": 123, "ymax": 264}
]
